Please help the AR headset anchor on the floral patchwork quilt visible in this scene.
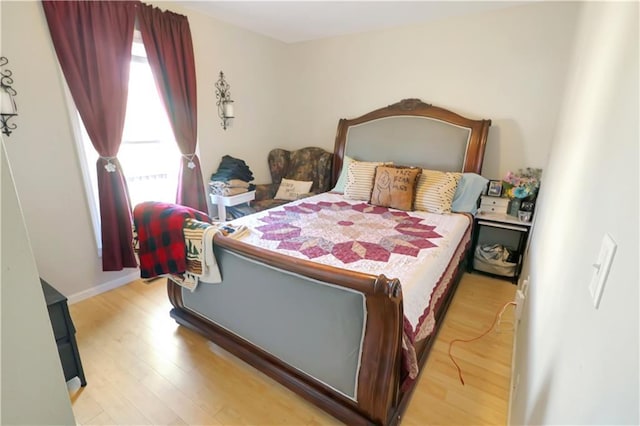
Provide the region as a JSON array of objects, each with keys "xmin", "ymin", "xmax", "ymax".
[{"xmin": 232, "ymin": 193, "xmax": 471, "ymax": 334}]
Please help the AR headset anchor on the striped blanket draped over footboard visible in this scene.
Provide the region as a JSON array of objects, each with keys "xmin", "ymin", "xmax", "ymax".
[{"xmin": 133, "ymin": 202, "xmax": 212, "ymax": 279}]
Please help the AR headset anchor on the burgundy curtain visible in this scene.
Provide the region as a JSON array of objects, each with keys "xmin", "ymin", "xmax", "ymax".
[
  {"xmin": 42, "ymin": 1, "xmax": 137, "ymax": 271},
  {"xmin": 137, "ymin": 4, "xmax": 207, "ymax": 213}
]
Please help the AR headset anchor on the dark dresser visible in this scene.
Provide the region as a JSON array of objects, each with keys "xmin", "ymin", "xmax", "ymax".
[{"xmin": 40, "ymin": 278, "xmax": 86, "ymax": 386}]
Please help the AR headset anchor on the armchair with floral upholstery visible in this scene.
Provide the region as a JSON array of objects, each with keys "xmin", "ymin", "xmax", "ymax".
[{"xmin": 251, "ymin": 147, "xmax": 333, "ymax": 212}]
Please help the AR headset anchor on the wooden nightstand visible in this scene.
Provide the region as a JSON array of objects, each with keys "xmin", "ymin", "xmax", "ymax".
[
  {"xmin": 40, "ymin": 278, "xmax": 86, "ymax": 386},
  {"xmin": 469, "ymin": 211, "xmax": 532, "ymax": 283}
]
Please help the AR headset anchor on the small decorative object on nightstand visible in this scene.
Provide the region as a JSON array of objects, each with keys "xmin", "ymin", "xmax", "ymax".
[
  {"xmin": 487, "ymin": 180, "xmax": 503, "ymax": 197},
  {"xmin": 40, "ymin": 278, "xmax": 86, "ymax": 386},
  {"xmin": 508, "ymin": 198, "xmax": 522, "ymax": 216},
  {"xmin": 518, "ymin": 200, "xmax": 535, "ymax": 222},
  {"xmin": 501, "ymin": 168, "xmax": 542, "ymax": 217},
  {"xmin": 479, "ymin": 195, "xmax": 509, "ymax": 215}
]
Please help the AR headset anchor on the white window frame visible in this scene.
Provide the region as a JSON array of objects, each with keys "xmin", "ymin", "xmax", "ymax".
[{"xmin": 63, "ymin": 81, "xmax": 103, "ymax": 257}]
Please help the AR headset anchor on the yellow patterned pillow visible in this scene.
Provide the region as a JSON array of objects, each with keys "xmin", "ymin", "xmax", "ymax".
[
  {"xmin": 344, "ymin": 160, "xmax": 387, "ymax": 201},
  {"xmin": 414, "ymin": 170, "xmax": 462, "ymax": 214}
]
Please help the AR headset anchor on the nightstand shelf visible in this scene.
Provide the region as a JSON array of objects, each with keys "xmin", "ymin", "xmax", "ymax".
[
  {"xmin": 40, "ymin": 278, "xmax": 86, "ymax": 386},
  {"xmin": 469, "ymin": 211, "xmax": 533, "ymax": 283}
]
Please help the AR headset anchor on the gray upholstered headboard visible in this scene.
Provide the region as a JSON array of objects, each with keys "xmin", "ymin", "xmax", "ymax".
[{"xmin": 331, "ymin": 99, "xmax": 491, "ymax": 185}]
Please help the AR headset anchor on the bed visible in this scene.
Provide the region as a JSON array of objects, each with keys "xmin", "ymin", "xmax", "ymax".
[{"xmin": 167, "ymin": 99, "xmax": 491, "ymax": 425}]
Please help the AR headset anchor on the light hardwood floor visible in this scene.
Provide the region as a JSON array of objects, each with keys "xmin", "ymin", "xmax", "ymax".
[{"xmin": 67, "ymin": 273, "xmax": 516, "ymax": 425}]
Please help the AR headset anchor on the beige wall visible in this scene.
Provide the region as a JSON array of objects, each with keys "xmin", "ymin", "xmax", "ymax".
[
  {"xmin": 2, "ymin": 5, "xmax": 72, "ymax": 423},
  {"xmin": 510, "ymin": 1, "xmax": 639, "ymax": 423},
  {"xmin": 165, "ymin": 2, "xmax": 289, "ymax": 185},
  {"xmin": 2, "ymin": 1, "xmax": 581, "ymax": 299},
  {"xmin": 2, "ymin": 138, "xmax": 76, "ymax": 424},
  {"xmin": 282, "ymin": 2, "xmax": 580, "ymax": 179}
]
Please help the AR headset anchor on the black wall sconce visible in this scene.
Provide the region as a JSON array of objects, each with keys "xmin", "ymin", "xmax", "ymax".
[
  {"xmin": 215, "ymin": 71, "xmax": 234, "ymax": 130},
  {"xmin": 0, "ymin": 56, "xmax": 18, "ymax": 137}
]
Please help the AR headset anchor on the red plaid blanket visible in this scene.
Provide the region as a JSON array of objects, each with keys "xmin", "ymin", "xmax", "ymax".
[{"xmin": 133, "ymin": 202, "xmax": 211, "ymax": 278}]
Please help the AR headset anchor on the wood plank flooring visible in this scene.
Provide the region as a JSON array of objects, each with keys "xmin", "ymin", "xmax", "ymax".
[{"xmin": 67, "ymin": 273, "xmax": 516, "ymax": 425}]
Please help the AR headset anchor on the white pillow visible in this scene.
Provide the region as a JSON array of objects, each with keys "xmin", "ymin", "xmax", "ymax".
[
  {"xmin": 344, "ymin": 160, "xmax": 386, "ymax": 201},
  {"xmin": 274, "ymin": 178, "xmax": 313, "ymax": 201},
  {"xmin": 414, "ymin": 169, "xmax": 462, "ymax": 214}
]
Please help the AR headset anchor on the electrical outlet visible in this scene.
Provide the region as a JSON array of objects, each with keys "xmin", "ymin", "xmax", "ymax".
[
  {"xmin": 522, "ymin": 276, "xmax": 530, "ymax": 296},
  {"xmin": 588, "ymin": 234, "xmax": 617, "ymax": 309},
  {"xmin": 515, "ymin": 289, "xmax": 525, "ymax": 321}
]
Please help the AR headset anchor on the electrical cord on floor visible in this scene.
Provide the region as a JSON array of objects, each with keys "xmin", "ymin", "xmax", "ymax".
[{"xmin": 448, "ymin": 301, "xmax": 516, "ymax": 385}]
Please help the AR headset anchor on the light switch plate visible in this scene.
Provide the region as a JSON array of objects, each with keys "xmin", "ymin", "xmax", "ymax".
[{"xmin": 588, "ymin": 233, "xmax": 617, "ymax": 308}]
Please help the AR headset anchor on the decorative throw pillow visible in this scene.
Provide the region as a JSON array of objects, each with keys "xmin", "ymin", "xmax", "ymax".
[
  {"xmin": 332, "ymin": 155, "xmax": 354, "ymax": 193},
  {"xmin": 414, "ymin": 169, "xmax": 462, "ymax": 214},
  {"xmin": 370, "ymin": 166, "xmax": 422, "ymax": 211},
  {"xmin": 274, "ymin": 178, "xmax": 313, "ymax": 201},
  {"xmin": 344, "ymin": 160, "xmax": 388, "ymax": 201}
]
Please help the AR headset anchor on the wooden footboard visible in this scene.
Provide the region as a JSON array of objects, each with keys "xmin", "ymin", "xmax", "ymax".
[
  {"xmin": 167, "ymin": 233, "xmax": 468, "ymax": 425},
  {"xmin": 169, "ymin": 235, "xmax": 408, "ymax": 425}
]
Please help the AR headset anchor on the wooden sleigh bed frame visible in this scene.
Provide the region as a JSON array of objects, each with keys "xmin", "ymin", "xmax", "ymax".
[{"xmin": 168, "ymin": 99, "xmax": 491, "ymax": 425}]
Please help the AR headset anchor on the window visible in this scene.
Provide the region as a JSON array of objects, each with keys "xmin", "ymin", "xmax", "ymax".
[{"xmin": 72, "ymin": 34, "xmax": 180, "ymax": 254}]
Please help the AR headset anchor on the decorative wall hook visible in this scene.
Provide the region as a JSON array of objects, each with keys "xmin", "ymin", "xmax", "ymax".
[
  {"xmin": 0, "ymin": 56, "xmax": 18, "ymax": 137},
  {"xmin": 214, "ymin": 71, "xmax": 234, "ymax": 130}
]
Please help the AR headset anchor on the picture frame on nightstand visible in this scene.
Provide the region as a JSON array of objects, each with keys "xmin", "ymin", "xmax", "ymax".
[{"xmin": 487, "ymin": 180, "xmax": 503, "ymax": 197}]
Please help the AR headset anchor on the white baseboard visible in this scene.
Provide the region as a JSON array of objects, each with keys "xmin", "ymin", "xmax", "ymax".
[{"xmin": 67, "ymin": 270, "xmax": 140, "ymax": 305}]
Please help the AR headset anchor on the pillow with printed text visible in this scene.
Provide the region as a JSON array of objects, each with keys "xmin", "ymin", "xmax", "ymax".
[
  {"xmin": 370, "ymin": 165, "xmax": 422, "ymax": 211},
  {"xmin": 275, "ymin": 178, "xmax": 313, "ymax": 201}
]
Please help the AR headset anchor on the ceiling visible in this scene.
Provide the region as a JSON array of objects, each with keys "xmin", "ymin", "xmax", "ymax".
[{"xmin": 180, "ymin": 1, "xmax": 529, "ymax": 44}]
